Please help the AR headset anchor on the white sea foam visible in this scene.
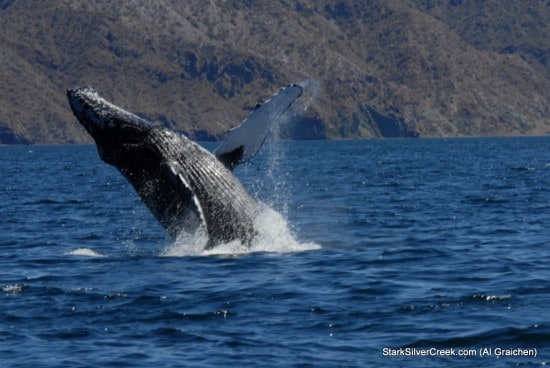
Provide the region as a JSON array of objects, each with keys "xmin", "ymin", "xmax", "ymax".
[
  {"xmin": 65, "ymin": 248, "xmax": 106, "ymax": 257},
  {"xmin": 160, "ymin": 206, "xmax": 320, "ymax": 257},
  {"xmin": 2, "ymin": 284, "xmax": 25, "ymax": 294}
]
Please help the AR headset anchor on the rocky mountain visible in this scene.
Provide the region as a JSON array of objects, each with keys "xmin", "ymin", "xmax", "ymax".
[{"xmin": 0, "ymin": 0, "xmax": 548, "ymax": 144}]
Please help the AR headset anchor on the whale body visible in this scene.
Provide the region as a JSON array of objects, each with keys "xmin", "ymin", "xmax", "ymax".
[{"xmin": 67, "ymin": 85, "xmax": 302, "ymax": 249}]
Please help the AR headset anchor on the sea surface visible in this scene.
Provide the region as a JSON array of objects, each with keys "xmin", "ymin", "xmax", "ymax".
[{"xmin": 0, "ymin": 137, "xmax": 548, "ymax": 367}]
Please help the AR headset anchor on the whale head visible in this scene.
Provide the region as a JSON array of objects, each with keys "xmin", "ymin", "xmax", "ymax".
[{"xmin": 67, "ymin": 87, "xmax": 158, "ymax": 166}]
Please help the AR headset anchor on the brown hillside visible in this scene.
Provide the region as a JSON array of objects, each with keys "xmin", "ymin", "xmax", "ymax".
[{"xmin": 0, "ymin": 0, "xmax": 548, "ymax": 144}]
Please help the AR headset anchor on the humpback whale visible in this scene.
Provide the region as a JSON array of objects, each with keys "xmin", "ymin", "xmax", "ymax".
[{"xmin": 67, "ymin": 85, "xmax": 302, "ymax": 249}]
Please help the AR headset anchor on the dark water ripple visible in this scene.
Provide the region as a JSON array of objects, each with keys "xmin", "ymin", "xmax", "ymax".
[{"xmin": 1, "ymin": 138, "xmax": 549, "ymax": 367}]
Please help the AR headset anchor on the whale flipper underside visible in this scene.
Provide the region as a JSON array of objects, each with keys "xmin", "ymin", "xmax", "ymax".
[
  {"xmin": 66, "ymin": 84, "xmax": 303, "ymax": 249},
  {"xmin": 214, "ymin": 84, "xmax": 302, "ymax": 170}
]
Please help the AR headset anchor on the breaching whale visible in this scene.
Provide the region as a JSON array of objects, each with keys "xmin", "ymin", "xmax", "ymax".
[{"xmin": 67, "ymin": 85, "xmax": 302, "ymax": 249}]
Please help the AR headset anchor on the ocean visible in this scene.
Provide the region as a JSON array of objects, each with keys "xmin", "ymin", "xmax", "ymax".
[{"xmin": 0, "ymin": 137, "xmax": 548, "ymax": 367}]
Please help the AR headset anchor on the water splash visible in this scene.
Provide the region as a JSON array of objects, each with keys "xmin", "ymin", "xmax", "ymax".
[
  {"xmin": 296, "ymin": 79, "xmax": 321, "ymax": 113},
  {"xmin": 256, "ymin": 79, "xmax": 321, "ymax": 218},
  {"xmin": 161, "ymin": 226, "xmax": 209, "ymax": 257},
  {"xmin": 161, "ymin": 206, "xmax": 320, "ymax": 257}
]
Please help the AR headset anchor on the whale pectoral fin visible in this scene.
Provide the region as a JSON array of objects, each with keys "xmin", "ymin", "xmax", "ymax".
[{"xmin": 214, "ymin": 84, "xmax": 303, "ymax": 170}]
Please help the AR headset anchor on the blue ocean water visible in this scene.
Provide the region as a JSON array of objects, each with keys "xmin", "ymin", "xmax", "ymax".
[{"xmin": 0, "ymin": 137, "xmax": 548, "ymax": 367}]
